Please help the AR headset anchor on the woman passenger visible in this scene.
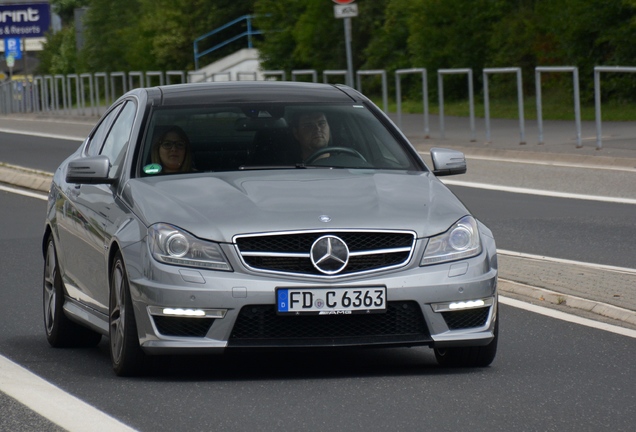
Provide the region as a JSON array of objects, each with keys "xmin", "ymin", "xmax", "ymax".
[{"xmin": 151, "ymin": 126, "xmax": 193, "ymax": 174}]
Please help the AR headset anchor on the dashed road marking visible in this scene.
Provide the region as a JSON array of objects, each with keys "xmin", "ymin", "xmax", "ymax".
[
  {"xmin": 443, "ymin": 179, "xmax": 636, "ymax": 205},
  {"xmin": 0, "ymin": 355, "xmax": 137, "ymax": 432},
  {"xmin": 0, "ymin": 128, "xmax": 85, "ymax": 142},
  {"xmin": 500, "ymin": 296, "xmax": 636, "ymax": 338}
]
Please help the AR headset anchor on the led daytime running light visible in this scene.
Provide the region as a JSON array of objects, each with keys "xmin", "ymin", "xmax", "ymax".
[{"xmin": 449, "ymin": 300, "xmax": 485, "ymax": 310}]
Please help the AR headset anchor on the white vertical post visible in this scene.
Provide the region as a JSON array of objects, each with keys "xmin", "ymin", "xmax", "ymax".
[
  {"xmin": 536, "ymin": 67, "xmax": 582, "ymax": 147},
  {"xmin": 395, "ymin": 68, "xmax": 429, "ymax": 137},
  {"xmin": 437, "ymin": 69, "xmax": 475, "ymax": 141},
  {"xmin": 483, "ymin": 68, "xmax": 525, "ymax": 144}
]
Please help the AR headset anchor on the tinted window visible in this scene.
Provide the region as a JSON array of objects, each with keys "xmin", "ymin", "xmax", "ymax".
[
  {"xmin": 85, "ymin": 104, "xmax": 123, "ymax": 156},
  {"xmin": 140, "ymin": 103, "xmax": 421, "ymax": 176},
  {"xmin": 101, "ymin": 101, "xmax": 137, "ymax": 179}
]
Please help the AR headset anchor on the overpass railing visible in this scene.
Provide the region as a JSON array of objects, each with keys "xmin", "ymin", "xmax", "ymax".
[{"xmin": 0, "ymin": 66, "xmax": 632, "ymax": 149}]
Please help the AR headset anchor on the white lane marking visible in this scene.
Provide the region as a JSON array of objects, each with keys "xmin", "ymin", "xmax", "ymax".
[
  {"xmin": 465, "ymin": 154, "xmax": 636, "ymax": 173},
  {"xmin": 0, "ymin": 185, "xmax": 47, "ymax": 200},
  {"xmin": 0, "ymin": 355, "xmax": 138, "ymax": 432},
  {"xmin": 0, "ymin": 128, "xmax": 84, "ymax": 142},
  {"xmin": 498, "ymin": 249, "xmax": 636, "ymax": 275},
  {"xmin": 500, "ymin": 296, "xmax": 636, "ymax": 339},
  {"xmin": 442, "ymin": 179, "xmax": 636, "ymax": 204}
]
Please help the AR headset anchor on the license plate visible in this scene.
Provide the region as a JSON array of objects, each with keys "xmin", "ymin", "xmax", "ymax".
[{"xmin": 276, "ymin": 287, "xmax": 386, "ymax": 315}]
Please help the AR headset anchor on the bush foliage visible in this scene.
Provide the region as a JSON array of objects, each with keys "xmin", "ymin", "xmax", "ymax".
[{"xmin": 38, "ymin": 0, "xmax": 636, "ymax": 102}]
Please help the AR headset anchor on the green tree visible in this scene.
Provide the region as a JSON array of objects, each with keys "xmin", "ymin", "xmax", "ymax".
[
  {"xmin": 36, "ymin": 25, "xmax": 79, "ymax": 75},
  {"xmin": 407, "ymin": 0, "xmax": 506, "ymax": 100},
  {"xmin": 49, "ymin": 0, "xmax": 90, "ymax": 25},
  {"xmin": 362, "ymin": 0, "xmax": 412, "ymax": 71},
  {"xmin": 80, "ymin": 0, "xmax": 144, "ymax": 72},
  {"xmin": 538, "ymin": 0, "xmax": 636, "ymax": 101}
]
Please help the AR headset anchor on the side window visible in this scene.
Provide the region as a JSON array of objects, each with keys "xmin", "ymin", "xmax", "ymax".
[
  {"xmin": 85, "ymin": 104, "xmax": 123, "ymax": 157},
  {"xmin": 100, "ymin": 101, "xmax": 137, "ymax": 179}
]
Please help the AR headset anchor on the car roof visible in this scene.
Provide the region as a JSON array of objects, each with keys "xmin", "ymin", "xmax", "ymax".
[{"xmin": 151, "ymin": 81, "xmax": 361, "ymax": 106}]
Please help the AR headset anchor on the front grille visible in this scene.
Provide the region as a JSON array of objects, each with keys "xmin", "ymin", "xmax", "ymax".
[
  {"xmin": 228, "ymin": 301, "xmax": 431, "ymax": 347},
  {"xmin": 441, "ymin": 307, "xmax": 490, "ymax": 330},
  {"xmin": 235, "ymin": 231, "xmax": 416, "ymax": 277},
  {"xmin": 152, "ymin": 316, "xmax": 216, "ymax": 337}
]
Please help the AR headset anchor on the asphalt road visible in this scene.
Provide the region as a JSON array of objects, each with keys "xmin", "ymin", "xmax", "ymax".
[
  {"xmin": 1, "ymin": 124, "xmax": 635, "ymax": 431},
  {"xmin": 1, "ymin": 192, "xmax": 635, "ymax": 431},
  {"xmin": 451, "ymin": 186, "xmax": 636, "ymax": 269}
]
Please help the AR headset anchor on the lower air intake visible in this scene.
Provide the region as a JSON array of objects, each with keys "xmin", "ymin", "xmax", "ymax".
[
  {"xmin": 228, "ymin": 301, "xmax": 431, "ymax": 347},
  {"xmin": 152, "ymin": 316, "xmax": 215, "ymax": 337}
]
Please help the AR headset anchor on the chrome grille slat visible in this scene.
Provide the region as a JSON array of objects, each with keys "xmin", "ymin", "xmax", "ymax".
[{"xmin": 234, "ymin": 230, "xmax": 416, "ymax": 277}]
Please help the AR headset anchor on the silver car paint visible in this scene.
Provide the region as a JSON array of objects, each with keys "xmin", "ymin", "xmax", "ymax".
[
  {"xmin": 44, "ymin": 83, "xmax": 498, "ymax": 358},
  {"xmin": 122, "ymin": 169, "xmax": 469, "ymax": 242}
]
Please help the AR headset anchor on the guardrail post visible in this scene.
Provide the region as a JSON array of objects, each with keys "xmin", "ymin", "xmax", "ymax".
[
  {"xmin": 210, "ymin": 72, "xmax": 231, "ymax": 81},
  {"xmin": 483, "ymin": 67, "xmax": 525, "ymax": 144},
  {"xmin": 166, "ymin": 71, "xmax": 186, "ymax": 85},
  {"xmin": 128, "ymin": 71, "xmax": 144, "ymax": 90},
  {"xmin": 53, "ymin": 75, "xmax": 70, "ymax": 114},
  {"xmin": 66, "ymin": 74, "xmax": 80, "ymax": 115},
  {"xmin": 94, "ymin": 72, "xmax": 109, "ymax": 114},
  {"xmin": 80, "ymin": 73, "xmax": 95, "ymax": 116},
  {"xmin": 356, "ymin": 70, "xmax": 388, "ymax": 114},
  {"xmin": 535, "ymin": 66, "xmax": 581, "ymax": 147},
  {"xmin": 261, "ymin": 70, "xmax": 286, "ymax": 81},
  {"xmin": 145, "ymin": 71, "xmax": 164, "ymax": 87},
  {"xmin": 33, "ymin": 76, "xmax": 44, "ymax": 112},
  {"xmin": 187, "ymin": 71, "xmax": 206, "ymax": 83},
  {"xmin": 593, "ymin": 66, "xmax": 636, "ymax": 150},
  {"xmin": 237, "ymin": 72, "xmax": 257, "ymax": 81},
  {"xmin": 323, "ymin": 70, "xmax": 348, "ymax": 85},
  {"xmin": 395, "ymin": 68, "xmax": 429, "ymax": 136},
  {"xmin": 0, "ymin": 82, "xmax": 8, "ymax": 114},
  {"xmin": 291, "ymin": 69, "xmax": 318, "ymax": 82},
  {"xmin": 44, "ymin": 75, "xmax": 54, "ymax": 112},
  {"xmin": 110, "ymin": 72, "xmax": 127, "ymax": 102},
  {"xmin": 437, "ymin": 69, "xmax": 475, "ymax": 141}
]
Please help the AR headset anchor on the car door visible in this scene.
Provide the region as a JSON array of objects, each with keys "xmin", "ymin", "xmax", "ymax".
[
  {"xmin": 58, "ymin": 100, "xmax": 138, "ymax": 314},
  {"xmin": 56, "ymin": 103, "xmax": 123, "ymax": 305}
]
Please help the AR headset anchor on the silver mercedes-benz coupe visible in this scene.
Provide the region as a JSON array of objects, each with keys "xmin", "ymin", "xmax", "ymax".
[{"xmin": 43, "ymin": 81, "xmax": 498, "ymax": 376}]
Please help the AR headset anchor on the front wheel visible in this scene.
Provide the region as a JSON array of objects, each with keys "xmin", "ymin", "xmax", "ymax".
[
  {"xmin": 434, "ymin": 311, "xmax": 499, "ymax": 368},
  {"xmin": 109, "ymin": 251, "xmax": 145, "ymax": 376},
  {"xmin": 43, "ymin": 235, "xmax": 101, "ymax": 348}
]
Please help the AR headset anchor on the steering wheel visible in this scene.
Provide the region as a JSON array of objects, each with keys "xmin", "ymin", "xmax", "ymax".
[{"xmin": 305, "ymin": 146, "xmax": 367, "ymax": 164}]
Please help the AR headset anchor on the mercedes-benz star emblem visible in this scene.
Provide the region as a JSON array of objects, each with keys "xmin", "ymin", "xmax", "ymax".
[{"xmin": 310, "ymin": 235, "xmax": 349, "ymax": 275}]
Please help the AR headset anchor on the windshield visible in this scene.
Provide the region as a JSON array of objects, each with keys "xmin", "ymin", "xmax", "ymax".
[{"xmin": 139, "ymin": 103, "xmax": 422, "ymax": 176}]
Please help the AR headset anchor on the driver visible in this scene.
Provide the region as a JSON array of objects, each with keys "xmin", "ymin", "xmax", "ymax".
[{"xmin": 292, "ymin": 111, "xmax": 331, "ymax": 160}]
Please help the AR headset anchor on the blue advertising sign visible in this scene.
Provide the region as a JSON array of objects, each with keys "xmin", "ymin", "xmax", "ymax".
[
  {"xmin": 0, "ymin": 3, "xmax": 50, "ymax": 38},
  {"xmin": 5, "ymin": 37, "xmax": 22, "ymax": 60}
]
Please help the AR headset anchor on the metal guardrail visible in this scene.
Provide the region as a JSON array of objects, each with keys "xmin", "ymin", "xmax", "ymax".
[
  {"xmin": 593, "ymin": 66, "xmax": 636, "ymax": 149},
  {"xmin": 395, "ymin": 68, "xmax": 429, "ymax": 137},
  {"xmin": 483, "ymin": 67, "xmax": 525, "ymax": 145},
  {"xmin": 357, "ymin": 70, "xmax": 388, "ymax": 114},
  {"xmin": 536, "ymin": 67, "xmax": 581, "ymax": 148},
  {"xmin": 438, "ymin": 68, "xmax": 476, "ymax": 141},
  {"xmin": 1, "ymin": 66, "xmax": 633, "ymax": 150}
]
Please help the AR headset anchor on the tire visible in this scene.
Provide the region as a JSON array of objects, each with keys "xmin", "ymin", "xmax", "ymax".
[
  {"xmin": 43, "ymin": 235, "xmax": 102, "ymax": 348},
  {"xmin": 109, "ymin": 251, "xmax": 145, "ymax": 376},
  {"xmin": 434, "ymin": 310, "xmax": 499, "ymax": 368}
]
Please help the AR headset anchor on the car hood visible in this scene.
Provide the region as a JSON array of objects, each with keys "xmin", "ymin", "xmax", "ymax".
[{"xmin": 123, "ymin": 170, "xmax": 469, "ymax": 242}]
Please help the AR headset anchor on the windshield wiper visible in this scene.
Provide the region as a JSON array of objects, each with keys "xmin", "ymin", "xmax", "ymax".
[{"xmin": 238, "ymin": 164, "xmax": 309, "ymax": 170}]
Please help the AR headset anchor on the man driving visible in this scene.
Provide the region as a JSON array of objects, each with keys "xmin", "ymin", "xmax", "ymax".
[{"xmin": 292, "ymin": 111, "xmax": 331, "ymax": 160}]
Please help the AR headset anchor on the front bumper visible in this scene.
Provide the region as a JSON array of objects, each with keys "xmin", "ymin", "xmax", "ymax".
[{"xmin": 126, "ymin": 240, "xmax": 498, "ymax": 355}]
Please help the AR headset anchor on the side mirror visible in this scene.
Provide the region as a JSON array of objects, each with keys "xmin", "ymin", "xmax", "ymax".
[
  {"xmin": 430, "ymin": 148, "xmax": 467, "ymax": 176},
  {"xmin": 66, "ymin": 155, "xmax": 115, "ymax": 184}
]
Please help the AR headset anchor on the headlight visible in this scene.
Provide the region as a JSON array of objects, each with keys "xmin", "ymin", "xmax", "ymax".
[
  {"xmin": 148, "ymin": 223, "xmax": 232, "ymax": 271},
  {"xmin": 421, "ymin": 216, "xmax": 482, "ymax": 266}
]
